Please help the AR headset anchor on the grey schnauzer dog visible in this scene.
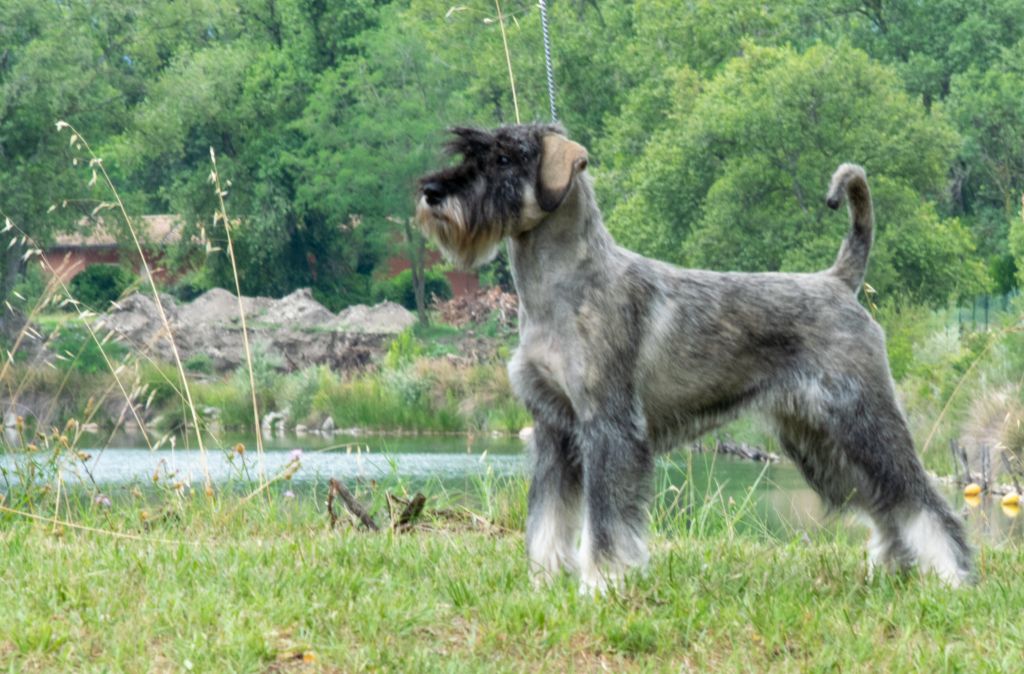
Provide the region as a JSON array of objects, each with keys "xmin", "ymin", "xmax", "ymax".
[{"xmin": 415, "ymin": 123, "xmax": 972, "ymax": 591}]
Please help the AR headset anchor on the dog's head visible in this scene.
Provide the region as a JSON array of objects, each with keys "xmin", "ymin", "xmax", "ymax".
[{"xmin": 415, "ymin": 124, "xmax": 589, "ymax": 268}]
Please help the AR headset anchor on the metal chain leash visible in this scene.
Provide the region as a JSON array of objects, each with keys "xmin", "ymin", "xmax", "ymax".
[{"xmin": 538, "ymin": 0, "xmax": 558, "ymax": 122}]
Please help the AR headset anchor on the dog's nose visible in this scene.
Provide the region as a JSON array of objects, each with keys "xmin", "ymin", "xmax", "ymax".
[{"xmin": 422, "ymin": 182, "xmax": 445, "ymax": 206}]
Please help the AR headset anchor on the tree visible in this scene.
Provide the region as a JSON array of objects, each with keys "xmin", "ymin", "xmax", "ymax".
[
  {"xmin": 0, "ymin": 0, "xmax": 124, "ymax": 302},
  {"xmin": 293, "ymin": 3, "xmax": 482, "ymax": 320},
  {"xmin": 604, "ymin": 42, "xmax": 987, "ymax": 306},
  {"xmin": 945, "ymin": 40, "xmax": 1024, "ymax": 286},
  {"xmin": 111, "ymin": 0, "xmax": 385, "ymax": 307},
  {"xmin": 834, "ymin": 0, "xmax": 1024, "ymax": 106}
]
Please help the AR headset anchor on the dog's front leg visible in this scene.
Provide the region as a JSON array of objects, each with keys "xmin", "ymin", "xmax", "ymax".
[
  {"xmin": 576, "ymin": 406, "xmax": 653, "ymax": 594},
  {"xmin": 525, "ymin": 423, "xmax": 583, "ymax": 584}
]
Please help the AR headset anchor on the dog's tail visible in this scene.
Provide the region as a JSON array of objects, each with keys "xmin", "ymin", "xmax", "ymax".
[{"xmin": 825, "ymin": 163, "xmax": 873, "ymax": 294}]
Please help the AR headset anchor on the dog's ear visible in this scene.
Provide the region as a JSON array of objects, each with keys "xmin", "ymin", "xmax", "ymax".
[{"xmin": 537, "ymin": 134, "xmax": 589, "ymax": 212}]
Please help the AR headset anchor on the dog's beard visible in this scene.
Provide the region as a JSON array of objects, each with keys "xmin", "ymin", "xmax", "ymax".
[{"xmin": 415, "ymin": 196, "xmax": 505, "ymax": 269}]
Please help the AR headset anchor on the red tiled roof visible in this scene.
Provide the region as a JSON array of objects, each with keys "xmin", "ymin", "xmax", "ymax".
[{"xmin": 52, "ymin": 215, "xmax": 182, "ymax": 248}]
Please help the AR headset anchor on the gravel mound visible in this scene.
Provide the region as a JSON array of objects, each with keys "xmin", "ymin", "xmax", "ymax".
[
  {"xmin": 333, "ymin": 301, "xmax": 417, "ymax": 334},
  {"xmin": 98, "ymin": 288, "xmax": 415, "ymax": 372}
]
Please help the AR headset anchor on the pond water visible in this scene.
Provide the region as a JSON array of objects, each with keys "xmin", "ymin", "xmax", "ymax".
[{"xmin": 2, "ymin": 431, "xmax": 1020, "ymax": 544}]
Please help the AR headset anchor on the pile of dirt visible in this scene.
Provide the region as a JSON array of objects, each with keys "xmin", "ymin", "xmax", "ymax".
[
  {"xmin": 434, "ymin": 287, "xmax": 518, "ymax": 329},
  {"xmin": 333, "ymin": 301, "xmax": 417, "ymax": 334},
  {"xmin": 175, "ymin": 287, "xmax": 255, "ymax": 327},
  {"xmin": 98, "ymin": 288, "xmax": 416, "ymax": 372},
  {"xmin": 174, "ymin": 287, "xmax": 337, "ymax": 329},
  {"xmin": 101, "ymin": 293, "xmax": 180, "ymax": 361},
  {"xmin": 263, "ymin": 288, "xmax": 337, "ymax": 327}
]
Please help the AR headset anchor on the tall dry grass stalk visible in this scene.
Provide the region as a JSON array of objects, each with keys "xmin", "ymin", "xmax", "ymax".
[
  {"xmin": 55, "ymin": 121, "xmax": 213, "ymax": 493},
  {"xmin": 493, "ymin": 0, "xmax": 521, "ymax": 124},
  {"xmin": 921, "ymin": 192, "xmax": 1024, "ymax": 458},
  {"xmin": 0, "ymin": 225, "xmax": 159, "ymax": 531},
  {"xmin": 961, "ymin": 387, "xmax": 1024, "ymax": 473},
  {"xmin": 37, "ymin": 265, "xmax": 153, "ymax": 450},
  {"xmin": 209, "ymin": 147, "xmax": 266, "ymax": 488},
  {"xmin": 0, "ymin": 236, "xmax": 59, "ymax": 384},
  {"xmin": 0, "ymin": 220, "xmax": 158, "ymax": 451}
]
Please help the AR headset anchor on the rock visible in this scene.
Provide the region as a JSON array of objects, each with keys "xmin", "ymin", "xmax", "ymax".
[
  {"xmin": 518, "ymin": 426, "xmax": 534, "ymax": 442},
  {"xmin": 321, "ymin": 416, "xmax": 335, "ymax": 433},
  {"xmin": 295, "ymin": 424, "xmax": 308, "ymax": 436},
  {"xmin": 261, "ymin": 411, "xmax": 287, "ymax": 431}
]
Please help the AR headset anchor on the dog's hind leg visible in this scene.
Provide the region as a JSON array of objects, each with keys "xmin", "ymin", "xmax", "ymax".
[
  {"xmin": 773, "ymin": 383, "xmax": 972, "ymax": 586},
  {"xmin": 576, "ymin": 405, "xmax": 654, "ymax": 594},
  {"xmin": 838, "ymin": 398, "xmax": 973, "ymax": 586},
  {"xmin": 525, "ymin": 422, "xmax": 583, "ymax": 583}
]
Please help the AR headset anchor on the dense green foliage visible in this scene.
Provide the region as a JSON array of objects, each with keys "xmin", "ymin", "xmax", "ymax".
[
  {"xmin": 3, "ymin": 0, "xmax": 1024, "ymax": 307},
  {"xmin": 373, "ymin": 267, "xmax": 452, "ymax": 310},
  {"xmin": 67, "ymin": 264, "xmax": 135, "ymax": 310}
]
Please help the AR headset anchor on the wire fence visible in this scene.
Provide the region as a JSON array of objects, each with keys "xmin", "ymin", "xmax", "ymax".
[{"xmin": 956, "ymin": 291, "xmax": 1020, "ymax": 332}]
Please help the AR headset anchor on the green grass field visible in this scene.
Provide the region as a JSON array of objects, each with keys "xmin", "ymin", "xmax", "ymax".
[{"xmin": 2, "ymin": 483, "xmax": 1022, "ymax": 673}]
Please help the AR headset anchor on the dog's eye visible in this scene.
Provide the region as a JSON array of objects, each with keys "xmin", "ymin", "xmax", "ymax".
[{"xmin": 497, "ymin": 155, "xmax": 511, "ymax": 166}]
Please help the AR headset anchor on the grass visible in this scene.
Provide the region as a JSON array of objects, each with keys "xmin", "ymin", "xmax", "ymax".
[{"xmin": 2, "ymin": 483, "xmax": 1023, "ymax": 673}]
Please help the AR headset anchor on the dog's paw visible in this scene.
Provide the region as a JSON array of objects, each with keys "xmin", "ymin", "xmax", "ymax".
[
  {"xmin": 528, "ymin": 548, "xmax": 579, "ymax": 588},
  {"xmin": 578, "ymin": 559, "xmax": 624, "ymax": 597},
  {"xmin": 578, "ymin": 570, "xmax": 623, "ymax": 597}
]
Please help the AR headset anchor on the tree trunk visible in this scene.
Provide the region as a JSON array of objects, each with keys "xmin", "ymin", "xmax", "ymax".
[
  {"xmin": 0, "ymin": 241, "xmax": 25, "ymax": 343},
  {"xmin": 1, "ymin": 241, "xmax": 22, "ymax": 307},
  {"xmin": 403, "ymin": 217, "xmax": 429, "ymax": 326}
]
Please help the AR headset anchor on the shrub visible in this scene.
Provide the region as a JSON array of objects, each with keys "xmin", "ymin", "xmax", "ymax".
[
  {"xmin": 11, "ymin": 263, "xmax": 52, "ymax": 309},
  {"xmin": 373, "ymin": 268, "xmax": 452, "ymax": 310},
  {"xmin": 169, "ymin": 268, "xmax": 214, "ymax": 302},
  {"xmin": 48, "ymin": 321, "xmax": 128, "ymax": 375},
  {"xmin": 278, "ymin": 366, "xmax": 332, "ymax": 425},
  {"xmin": 384, "ymin": 329, "xmax": 423, "ymax": 370},
  {"xmin": 137, "ymin": 361, "xmax": 184, "ymax": 408},
  {"xmin": 875, "ymin": 298, "xmax": 935, "ymax": 381},
  {"xmin": 68, "ymin": 264, "xmax": 135, "ymax": 310},
  {"xmin": 184, "ymin": 353, "xmax": 215, "ymax": 374}
]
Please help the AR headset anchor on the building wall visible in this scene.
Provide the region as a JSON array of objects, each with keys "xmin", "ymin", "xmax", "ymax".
[
  {"xmin": 42, "ymin": 247, "xmax": 175, "ymax": 284},
  {"xmin": 45, "ymin": 245, "xmax": 479, "ymax": 299},
  {"xmin": 385, "ymin": 250, "xmax": 479, "ymax": 298}
]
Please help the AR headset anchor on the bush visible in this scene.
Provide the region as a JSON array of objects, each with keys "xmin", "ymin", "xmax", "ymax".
[
  {"xmin": 68, "ymin": 264, "xmax": 135, "ymax": 310},
  {"xmin": 384, "ymin": 329, "xmax": 423, "ymax": 370},
  {"xmin": 169, "ymin": 268, "xmax": 214, "ymax": 302},
  {"xmin": 278, "ymin": 366, "xmax": 332, "ymax": 425},
  {"xmin": 11, "ymin": 263, "xmax": 52, "ymax": 310},
  {"xmin": 48, "ymin": 321, "xmax": 128, "ymax": 374},
  {"xmin": 373, "ymin": 268, "xmax": 452, "ymax": 310},
  {"xmin": 184, "ymin": 353, "xmax": 215, "ymax": 374}
]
